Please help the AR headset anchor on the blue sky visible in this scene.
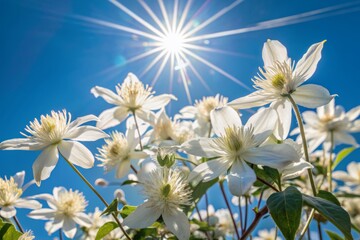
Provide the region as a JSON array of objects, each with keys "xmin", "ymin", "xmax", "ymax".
[{"xmin": 1, "ymin": 0, "xmax": 359, "ymax": 239}]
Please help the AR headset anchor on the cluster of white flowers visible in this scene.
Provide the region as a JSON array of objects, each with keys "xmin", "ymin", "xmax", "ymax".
[{"xmin": 0, "ymin": 39, "xmax": 359, "ymax": 240}]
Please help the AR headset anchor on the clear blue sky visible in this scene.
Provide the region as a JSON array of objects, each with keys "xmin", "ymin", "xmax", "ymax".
[{"xmin": 1, "ymin": 0, "xmax": 359, "ymax": 239}]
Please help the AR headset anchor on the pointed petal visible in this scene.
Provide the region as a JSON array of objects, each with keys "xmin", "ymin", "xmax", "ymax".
[
  {"xmin": 53, "ymin": 186, "xmax": 67, "ymax": 201},
  {"xmin": 243, "ymin": 144, "xmax": 299, "ymax": 169},
  {"xmin": 346, "ymin": 106, "xmax": 360, "ymax": 121},
  {"xmin": 246, "ymin": 107, "xmax": 277, "ymax": 143},
  {"xmin": 228, "ymin": 160, "xmax": 256, "ymax": 196},
  {"xmin": 97, "ymin": 107, "xmax": 129, "ymax": 130},
  {"xmin": 334, "ymin": 131, "xmax": 358, "ymax": 147},
  {"xmin": 228, "ymin": 91, "xmax": 273, "ymax": 109},
  {"xmin": 317, "ymin": 98, "xmax": 335, "ymax": 119},
  {"xmin": 28, "ymin": 208, "xmax": 56, "ymax": 220},
  {"xmin": 0, "ymin": 138, "xmax": 44, "ymax": 150},
  {"xmin": 13, "ymin": 171, "xmax": 25, "ymax": 188},
  {"xmin": 281, "ymin": 160, "xmax": 313, "ymax": 180},
  {"xmin": 294, "ymin": 41, "xmax": 325, "ymax": 83},
  {"xmin": 143, "ymin": 94, "xmax": 177, "ymax": 110},
  {"xmin": 46, "ymin": 216, "xmax": 64, "ymax": 234},
  {"xmin": 210, "ymin": 106, "xmax": 242, "ymax": 136},
  {"xmin": 188, "ymin": 158, "xmax": 232, "ymax": 183},
  {"xmin": 308, "ymin": 133, "xmax": 327, "ymax": 153},
  {"xmin": 91, "ymin": 86, "xmax": 121, "ymax": 105},
  {"xmin": 14, "ymin": 199, "xmax": 41, "ymax": 209},
  {"xmin": 162, "ymin": 209, "xmax": 190, "ymax": 240},
  {"xmin": 73, "ymin": 212, "xmax": 92, "ymax": 228},
  {"xmin": 32, "ymin": 145, "xmax": 59, "ymax": 185},
  {"xmin": 63, "ymin": 217, "xmax": 77, "ymax": 239},
  {"xmin": 123, "ymin": 201, "xmax": 161, "ymax": 229},
  {"xmin": 116, "ymin": 160, "xmax": 131, "ymax": 179},
  {"xmin": 271, "ymin": 100, "xmax": 293, "ymax": 140},
  {"xmin": 129, "ymin": 151, "xmax": 148, "ymax": 160},
  {"xmin": 135, "ymin": 109, "xmax": 156, "ymax": 125},
  {"xmin": 58, "ymin": 141, "xmax": 94, "ymax": 169},
  {"xmin": 69, "ymin": 114, "xmax": 99, "ymax": 129},
  {"xmin": 65, "ymin": 126, "xmax": 108, "ymax": 141},
  {"xmin": 0, "ymin": 206, "xmax": 16, "ymax": 218},
  {"xmin": 291, "ymin": 84, "xmax": 333, "ymax": 108},
  {"xmin": 262, "ymin": 39, "xmax": 288, "ymax": 67},
  {"xmin": 181, "ymin": 138, "xmax": 223, "ymax": 158}
]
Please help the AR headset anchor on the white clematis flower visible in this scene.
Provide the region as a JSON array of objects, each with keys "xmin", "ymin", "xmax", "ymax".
[
  {"xmin": 0, "ymin": 110, "xmax": 107, "ymax": 185},
  {"xmin": 28, "ymin": 187, "xmax": 92, "ymax": 239},
  {"xmin": 96, "ymin": 128, "xmax": 148, "ymax": 179},
  {"xmin": 292, "ymin": 98, "xmax": 360, "ymax": 152},
  {"xmin": 0, "ymin": 171, "xmax": 41, "ymax": 218},
  {"xmin": 229, "ymin": 40, "xmax": 333, "ymax": 140},
  {"xmin": 91, "ymin": 72, "xmax": 177, "ymax": 129},
  {"xmin": 333, "ymin": 161, "xmax": 360, "ymax": 186},
  {"xmin": 123, "ymin": 167, "xmax": 192, "ymax": 240},
  {"xmin": 182, "ymin": 106, "xmax": 299, "ymax": 196},
  {"xmin": 254, "ymin": 228, "xmax": 282, "ymax": 240}
]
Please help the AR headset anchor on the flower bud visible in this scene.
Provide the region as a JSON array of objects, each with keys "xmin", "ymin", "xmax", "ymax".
[{"xmin": 95, "ymin": 178, "xmax": 109, "ymax": 187}]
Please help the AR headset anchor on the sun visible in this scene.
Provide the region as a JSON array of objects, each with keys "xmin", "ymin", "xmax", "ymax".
[{"xmin": 160, "ymin": 32, "xmax": 185, "ymax": 55}]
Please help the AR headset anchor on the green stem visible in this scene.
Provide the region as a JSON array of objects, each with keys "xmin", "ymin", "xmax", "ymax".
[
  {"xmin": 317, "ymin": 220, "xmax": 323, "ymax": 240},
  {"xmin": 59, "ymin": 229, "xmax": 63, "ymax": 240},
  {"xmin": 175, "ymin": 157, "xmax": 198, "ymax": 166},
  {"xmin": 299, "ymin": 209, "xmax": 315, "ymax": 240},
  {"xmin": 62, "ymin": 155, "xmax": 132, "ymax": 240},
  {"xmin": 13, "ymin": 216, "xmax": 24, "ymax": 233},
  {"xmin": 327, "ymin": 131, "xmax": 334, "ymax": 192},
  {"xmin": 287, "ymin": 95, "xmax": 317, "ymax": 196},
  {"xmin": 132, "ymin": 111, "xmax": 143, "ymax": 150}
]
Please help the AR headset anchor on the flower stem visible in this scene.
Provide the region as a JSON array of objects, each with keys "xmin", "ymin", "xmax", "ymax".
[
  {"xmin": 219, "ymin": 181, "xmax": 240, "ymax": 240},
  {"xmin": 240, "ymin": 206, "xmax": 268, "ymax": 240},
  {"xmin": 205, "ymin": 193, "xmax": 210, "ymax": 225},
  {"xmin": 299, "ymin": 209, "xmax": 315, "ymax": 240},
  {"xmin": 287, "ymin": 95, "xmax": 317, "ymax": 196},
  {"xmin": 239, "ymin": 197, "xmax": 244, "ymax": 234},
  {"xmin": 256, "ymin": 177, "xmax": 279, "ymax": 192},
  {"xmin": 327, "ymin": 131, "xmax": 334, "ymax": 191},
  {"xmin": 62, "ymin": 155, "xmax": 132, "ymax": 240},
  {"xmin": 132, "ymin": 111, "xmax": 143, "ymax": 150},
  {"xmin": 12, "ymin": 216, "xmax": 24, "ymax": 233},
  {"xmin": 59, "ymin": 229, "xmax": 63, "ymax": 240},
  {"xmin": 317, "ymin": 220, "xmax": 323, "ymax": 240}
]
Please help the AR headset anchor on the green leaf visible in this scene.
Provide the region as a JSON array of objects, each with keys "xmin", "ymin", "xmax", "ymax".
[
  {"xmin": 326, "ymin": 230, "xmax": 345, "ymax": 240},
  {"xmin": 191, "ymin": 178, "xmax": 218, "ymax": 203},
  {"xmin": 95, "ymin": 222, "xmax": 118, "ymax": 240},
  {"xmin": 0, "ymin": 219, "xmax": 22, "ymax": 240},
  {"xmin": 101, "ymin": 199, "xmax": 118, "ymax": 216},
  {"xmin": 119, "ymin": 205, "xmax": 137, "ymax": 218},
  {"xmin": 133, "ymin": 228, "xmax": 158, "ymax": 239},
  {"xmin": 190, "ymin": 219, "xmax": 215, "ymax": 232},
  {"xmin": 333, "ymin": 147, "xmax": 357, "ymax": 170},
  {"xmin": 121, "ymin": 180, "xmax": 139, "ymax": 186},
  {"xmin": 266, "ymin": 186, "xmax": 302, "ymax": 240},
  {"xmin": 302, "ymin": 194, "xmax": 353, "ymax": 240},
  {"xmin": 263, "ymin": 166, "xmax": 281, "ymax": 186},
  {"xmin": 336, "ymin": 192, "xmax": 360, "ymax": 198},
  {"xmin": 317, "ymin": 190, "xmax": 340, "ymax": 206}
]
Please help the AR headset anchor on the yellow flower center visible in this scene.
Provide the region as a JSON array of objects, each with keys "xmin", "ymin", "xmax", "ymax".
[
  {"xmin": 0, "ymin": 178, "xmax": 22, "ymax": 206},
  {"xmin": 271, "ymin": 73, "xmax": 286, "ymax": 89},
  {"xmin": 57, "ymin": 190, "xmax": 86, "ymax": 216}
]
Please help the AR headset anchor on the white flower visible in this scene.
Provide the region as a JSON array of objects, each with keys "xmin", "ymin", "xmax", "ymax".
[
  {"xmin": 292, "ymin": 99, "xmax": 360, "ymax": 152},
  {"xmin": 96, "ymin": 129, "xmax": 148, "ymax": 178},
  {"xmin": 123, "ymin": 167, "xmax": 192, "ymax": 240},
  {"xmin": 0, "ymin": 110, "xmax": 107, "ymax": 185},
  {"xmin": 28, "ymin": 187, "xmax": 92, "ymax": 239},
  {"xmin": 80, "ymin": 208, "xmax": 104, "ymax": 240},
  {"xmin": 19, "ymin": 231, "xmax": 35, "ymax": 240},
  {"xmin": 214, "ymin": 209, "xmax": 238, "ymax": 237},
  {"xmin": 333, "ymin": 162, "xmax": 360, "ymax": 186},
  {"xmin": 182, "ymin": 106, "xmax": 299, "ymax": 196},
  {"xmin": 229, "ymin": 40, "xmax": 333, "ymax": 140},
  {"xmin": 0, "ymin": 171, "xmax": 41, "ymax": 218},
  {"xmin": 91, "ymin": 72, "xmax": 176, "ymax": 129},
  {"xmin": 254, "ymin": 228, "xmax": 282, "ymax": 240}
]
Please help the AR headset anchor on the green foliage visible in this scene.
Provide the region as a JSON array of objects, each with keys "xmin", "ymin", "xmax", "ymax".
[
  {"xmin": 0, "ymin": 219, "xmax": 22, "ymax": 240},
  {"xmin": 317, "ymin": 190, "xmax": 340, "ymax": 206},
  {"xmin": 121, "ymin": 180, "xmax": 139, "ymax": 186},
  {"xmin": 101, "ymin": 199, "xmax": 118, "ymax": 216},
  {"xmin": 302, "ymin": 194, "xmax": 353, "ymax": 240},
  {"xmin": 267, "ymin": 186, "xmax": 302, "ymax": 240},
  {"xmin": 119, "ymin": 205, "xmax": 137, "ymax": 218},
  {"xmin": 326, "ymin": 230, "xmax": 345, "ymax": 240},
  {"xmin": 332, "ymin": 147, "xmax": 357, "ymax": 170},
  {"xmin": 133, "ymin": 228, "xmax": 158, "ymax": 239},
  {"xmin": 95, "ymin": 221, "xmax": 118, "ymax": 240},
  {"xmin": 191, "ymin": 219, "xmax": 215, "ymax": 232},
  {"xmin": 263, "ymin": 166, "xmax": 281, "ymax": 186}
]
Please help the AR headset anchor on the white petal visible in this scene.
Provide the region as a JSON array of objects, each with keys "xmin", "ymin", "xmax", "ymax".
[
  {"xmin": 143, "ymin": 94, "xmax": 177, "ymax": 110},
  {"xmin": 0, "ymin": 138, "xmax": 44, "ymax": 150},
  {"xmin": 333, "ymin": 171, "xmax": 355, "ymax": 182},
  {"xmin": 346, "ymin": 106, "xmax": 360, "ymax": 121},
  {"xmin": 116, "ymin": 160, "xmax": 131, "ymax": 179},
  {"xmin": 294, "ymin": 41, "xmax": 325, "ymax": 83},
  {"xmin": 135, "ymin": 109, "xmax": 156, "ymax": 125},
  {"xmin": 14, "ymin": 199, "xmax": 41, "ymax": 209},
  {"xmin": 123, "ymin": 201, "xmax": 161, "ymax": 229},
  {"xmin": 188, "ymin": 158, "xmax": 232, "ymax": 183},
  {"xmin": 262, "ymin": 39, "xmax": 288, "ymax": 67},
  {"xmin": 181, "ymin": 138, "xmax": 223, "ymax": 158},
  {"xmin": 63, "ymin": 217, "xmax": 77, "ymax": 239},
  {"xmin": 58, "ymin": 141, "xmax": 94, "ymax": 168},
  {"xmin": 0, "ymin": 206, "xmax": 16, "ymax": 218},
  {"xmin": 28, "ymin": 208, "xmax": 56, "ymax": 220},
  {"xmin": 308, "ymin": 133, "xmax": 327, "ymax": 153},
  {"xmin": 32, "ymin": 145, "xmax": 59, "ymax": 186},
  {"xmin": 68, "ymin": 114, "xmax": 99, "ymax": 129},
  {"xmin": 302, "ymin": 111, "xmax": 320, "ymax": 126},
  {"xmin": 73, "ymin": 212, "xmax": 92, "ymax": 228},
  {"xmin": 291, "ymin": 84, "xmax": 333, "ymax": 108},
  {"xmin": 281, "ymin": 160, "xmax": 313, "ymax": 180},
  {"xmin": 228, "ymin": 160, "xmax": 256, "ymax": 196},
  {"xmin": 97, "ymin": 107, "xmax": 129, "ymax": 130},
  {"xmin": 163, "ymin": 209, "xmax": 190, "ymax": 240},
  {"xmin": 91, "ymin": 86, "xmax": 121, "ymax": 105},
  {"xmin": 317, "ymin": 98, "xmax": 335, "ymax": 119},
  {"xmin": 13, "ymin": 171, "xmax": 25, "ymax": 188},
  {"xmin": 243, "ymin": 144, "xmax": 299, "ymax": 169},
  {"xmin": 246, "ymin": 107, "xmax": 277, "ymax": 143},
  {"xmin": 334, "ymin": 131, "xmax": 358, "ymax": 147},
  {"xmin": 53, "ymin": 186, "xmax": 67, "ymax": 201},
  {"xmin": 271, "ymin": 100, "xmax": 292, "ymax": 140},
  {"xmin": 46, "ymin": 216, "xmax": 64, "ymax": 234},
  {"xmin": 65, "ymin": 126, "xmax": 108, "ymax": 141},
  {"xmin": 129, "ymin": 151, "xmax": 148, "ymax": 160},
  {"xmin": 228, "ymin": 91, "xmax": 273, "ymax": 109},
  {"xmin": 210, "ymin": 106, "xmax": 242, "ymax": 136}
]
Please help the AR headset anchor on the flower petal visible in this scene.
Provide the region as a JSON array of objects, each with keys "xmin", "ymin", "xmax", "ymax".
[
  {"xmin": 68, "ymin": 114, "xmax": 99, "ymax": 129},
  {"xmin": 346, "ymin": 106, "xmax": 360, "ymax": 121},
  {"xmin": 162, "ymin": 209, "xmax": 190, "ymax": 240},
  {"xmin": 73, "ymin": 212, "xmax": 92, "ymax": 228},
  {"xmin": 271, "ymin": 99, "xmax": 292, "ymax": 140},
  {"xmin": 281, "ymin": 160, "xmax": 313, "ymax": 180},
  {"xmin": 294, "ymin": 40, "xmax": 325, "ymax": 83},
  {"xmin": 91, "ymin": 86, "xmax": 121, "ymax": 105},
  {"xmin": 116, "ymin": 160, "xmax": 131, "ymax": 179},
  {"xmin": 334, "ymin": 131, "xmax": 358, "ymax": 147},
  {"xmin": 262, "ymin": 39, "xmax": 288, "ymax": 67},
  {"xmin": 45, "ymin": 216, "xmax": 64, "ymax": 234},
  {"xmin": 228, "ymin": 91, "xmax": 273, "ymax": 109},
  {"xmin": 129, "ymin": 151, "xmax": 148, "ymax": 160},
  {"xmin": 210, "ymin": 106, "xmax": 242, "ymax": 136},
  {"xmin": 32, "ymin": 145, "xmax": 59, "ymax": 186},
  {"xmin": 123, "ymin": 201, "xmax": 161, "ymax": 229},
  {"xmin": 13, "ymin": 171, "xmax": 25, "ymax": 188},
  {"xmin": 243, "ymin": 144, "xmax": 299, "ymax": 169},
  {"xmin": 97, "ymin": 107, "xmax": 129, "ymax": 130},
  {"xmin": 181, "ymin": 138, "xmax": 223, "ymax": 158},
  {"xmin": 291, "ymin": 84, "xmax": 333, "ymax": 108},
  {"xmin": 28, "ymin": 208, "xmax": 56, "ymax": 220},
  {"xmin": 14, "ymin": 199, "xmax": 41, "ymax": 209},
  {"xmin": 65, "ymin": 126, "xmax": 108, "ymax": 141},
  {"xmin": 135, "ymin": 109, "xmax": 156, "ymax": 125},
  {"xmin": 246, "ymin": 107, "xmax": 277, "ymax": 143},
  {"xmin": 63, "ymin": 217, "xmax": 77, "ymax": 239},
  {"xmin": 317, "ymin": 98, "xmax": 335, "ymax": 119},
  {"xmin": 0, "ymin": 206, "xmax": 16, "ymax": 218},
  {"xmin": 58, "ymin": 141, "xmax": 94, "ymax": 168},
  {"xmin": 228, "ymin": 160, "xmax": 256, "ymax": 196},
  {"xmin": 0, "ymin": 138, "xmax": 44, "ymax": 150},
  {"xmin": 143, "ymin": 94, "xmax": 177, "ymax": 110},
  {"xmin": 188, "ymin": 158, "xmax": 232, "ymax": 183}
]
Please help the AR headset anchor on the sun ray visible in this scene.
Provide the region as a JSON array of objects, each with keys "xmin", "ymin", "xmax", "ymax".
[
  {"xmin": 175, "ymin": 0, "xmax": 193, "ymax": 35},
  {"xmin": 151, "ymin": 52, "xmax": 171, "ymax": 87},
  {"xmin": 183, "ymin": 43, "xmax": 252, "ymax": 57},
  {"xmin": 175, "ymin": 53, "xmax": 192, "ymax": 104},
  {"xmin": 140, "ymin": 50, "xmax": 168, "ymax": 78},
  {"xmin": 138, "ymin": 0, "xmax": 168, "ymax": 34},
  {"xmin": 158, "ymin": 0, "xmax": 172, "ymax": 33},
  {"xmin": 126, "ymin": 46, "xmax": 164, "ymax": 64},
  {"xmin": 179, "ymin": 0, "xmax": 210, "ymax": 36},
  {"xmin": 172, "ymin": 0, "xmax": 179, "ymax": 32}
]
